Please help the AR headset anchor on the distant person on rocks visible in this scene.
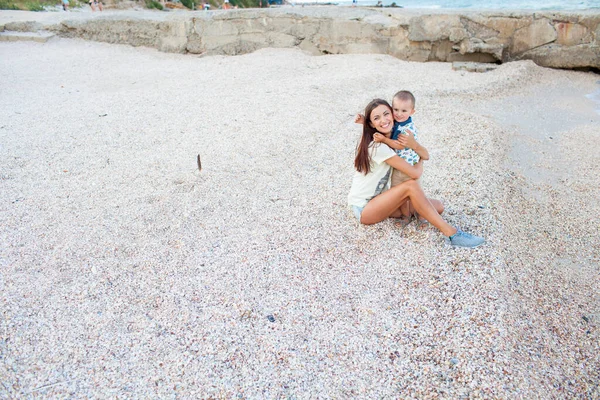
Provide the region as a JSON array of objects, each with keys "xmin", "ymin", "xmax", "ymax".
[
  {"xmin": 89, "ymin": 0, "xmax": 103, "ymax": 11},
  {"xmin": 355, "ymin": 90, "xmax": 426, "ymax": 227},
  {"xmin": 61, "ymin": 0, "xmax": 69, "ymax": 11},
  {"xmin": 348, "ymin": 98, "xmax": 485, "ymax": 248}
]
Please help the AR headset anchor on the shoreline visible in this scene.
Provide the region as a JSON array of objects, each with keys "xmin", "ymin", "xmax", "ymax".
[{"xmin": 1, "ymin": 38, "xmax": 598, "ymax": 397}]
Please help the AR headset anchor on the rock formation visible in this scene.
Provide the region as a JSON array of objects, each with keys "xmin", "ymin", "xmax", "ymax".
[{"xmin": 1, "ymin": 7, "xmax": 598, "ymax": 69}]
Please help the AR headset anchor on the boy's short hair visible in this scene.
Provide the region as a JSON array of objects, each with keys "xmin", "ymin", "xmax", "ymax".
[{"xmin": 393, "ymin": 90, "xmax": 416, "ymax": 108}]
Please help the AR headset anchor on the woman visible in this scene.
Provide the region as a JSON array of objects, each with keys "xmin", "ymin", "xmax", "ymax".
[{"xmin": 347, "ymin": 99, "xmax": 484, "ymax": 248}]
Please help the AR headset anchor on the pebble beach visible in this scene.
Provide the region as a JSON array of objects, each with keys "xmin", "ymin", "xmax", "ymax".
[{"xmin": 0, "ymin": 37, "xmax": 598, "ymax": 397}]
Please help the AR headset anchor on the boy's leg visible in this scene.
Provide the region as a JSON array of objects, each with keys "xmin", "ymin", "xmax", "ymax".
[{"xmin": 390, "ymin": 168, "xmax": 411, "ymax": 188}]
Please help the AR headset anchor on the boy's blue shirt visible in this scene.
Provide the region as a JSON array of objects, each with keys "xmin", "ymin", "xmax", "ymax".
[
  {"xmin": 390, "ymin": 116, "xmax": 420, "ymax": 166},
  {"xmin": 391, "ymin": 116, "xmax": 413, "ymax": 140}
]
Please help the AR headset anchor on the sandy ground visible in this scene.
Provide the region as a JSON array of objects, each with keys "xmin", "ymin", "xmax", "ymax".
[{"xmin": 0, "ymin": 38, "xmax": 598, "ymax": 398}]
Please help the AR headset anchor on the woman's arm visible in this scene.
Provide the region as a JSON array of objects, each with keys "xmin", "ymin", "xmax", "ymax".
[
  {"xmin": 385, "ymin": 156, "xmax": 423, "ymax": 180},
  {"xmin": 374, "ymin": 134, "xmax": 403, "ymax": 150}
]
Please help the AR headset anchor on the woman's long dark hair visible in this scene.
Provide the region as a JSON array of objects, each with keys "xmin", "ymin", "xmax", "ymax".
[{"xmin": 354, "ymin": 99, "xmax": 392, "ymax": 174}]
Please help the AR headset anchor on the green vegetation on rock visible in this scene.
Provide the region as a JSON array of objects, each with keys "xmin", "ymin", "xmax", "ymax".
[
  {"xmin": 145, "ymin": 0, "xmax": 163, "ymax": 9},
  {"xmin": 229, "ymin": 0, "xmax": 262, "ymax": 7},
  {"xmin": 0, "ymin": 0, "xmax": 22, "ymax": 9},
  {"xmin": 25, "ymin": 0, "xmax": 45, "ymax": 10},
  {"xmin": 0, "ymin": 0, "xmax": 85, "ymax": 10}
]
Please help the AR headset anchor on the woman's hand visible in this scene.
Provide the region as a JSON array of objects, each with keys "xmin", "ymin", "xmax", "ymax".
[
  {"xmin": 396, "ymin": 129, "xmax": 417, "ymax": 149},
  {"xmin": 373, "ymin": 133, "xmax": 385, "ymax": 143}
]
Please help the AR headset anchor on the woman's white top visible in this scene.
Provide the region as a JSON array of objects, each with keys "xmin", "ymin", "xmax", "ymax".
[{"xmin": 347, "ymin": 143, "xmax": 396, "ymax": 208}]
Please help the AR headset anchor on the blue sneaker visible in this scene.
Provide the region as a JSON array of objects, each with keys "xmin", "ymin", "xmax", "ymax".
[{"xmin": 448, "ymin": 229, "xmax": 485, "ymax": 248}]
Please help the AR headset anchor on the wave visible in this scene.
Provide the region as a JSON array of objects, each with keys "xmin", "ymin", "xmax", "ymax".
[
  {"xmin": 298, "ymin": 0, "xmax": 600, "ymax": 9},
  {"xmin": 586, "ymin": 88, "xmax": 600, "ymax": 116}
]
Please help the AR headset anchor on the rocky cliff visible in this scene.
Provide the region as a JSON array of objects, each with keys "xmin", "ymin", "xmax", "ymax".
[{"xmin": 1, "ymin": 8, "xmax": 598, "ymax": 69}]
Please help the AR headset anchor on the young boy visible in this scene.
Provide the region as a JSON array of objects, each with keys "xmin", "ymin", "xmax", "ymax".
[{"xmin": 355, "ymin": 90, "xmax": 431, "ymax": 226}]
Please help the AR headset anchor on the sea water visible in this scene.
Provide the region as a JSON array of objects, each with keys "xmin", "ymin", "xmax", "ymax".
[
  {"xmin": 586, "ymin": 84, "xmax": 600, "ymax": 115},
  {"xmin": 296, "ymin": 0, "xmax": 600, "ymax": 9}
]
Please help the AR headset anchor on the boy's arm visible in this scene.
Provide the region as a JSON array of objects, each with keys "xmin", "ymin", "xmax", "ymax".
[
  {"xmin": 373, "ymin": 132, "xmax": 404, "ymax": 150},
  {"xmin": 379, "ymin": 136, "xmax": 405, "ymax": 150},
  {"xmin": 397, "ymin": 129, "xmax": 429, "ymax": 160},
  {"xmin": 354, "ymin": 114, "xmax": 365, "ymax": 124}
]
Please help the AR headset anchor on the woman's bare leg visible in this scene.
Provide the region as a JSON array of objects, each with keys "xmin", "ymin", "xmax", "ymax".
[
  {"xmin": 403, "ymin": 199, "xmax": 444, "ymax": 216},
  {"xmin": 404, "ymin": 198, "xmax": 444, "ymax": 229},
  {"xmin": 428, "ymin": 199, "xmax": 444, "ymax": 214},
  {"xmin": 360, "ymin": 180, "xmax": 457, "ymax": 237},
  {"xmin": 389, "ymin": 198, "xmax": 444, "ymax": 226},
  {"xmin": 389, "ymin": 200, "xmax": 411, "ymax": 219}
]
